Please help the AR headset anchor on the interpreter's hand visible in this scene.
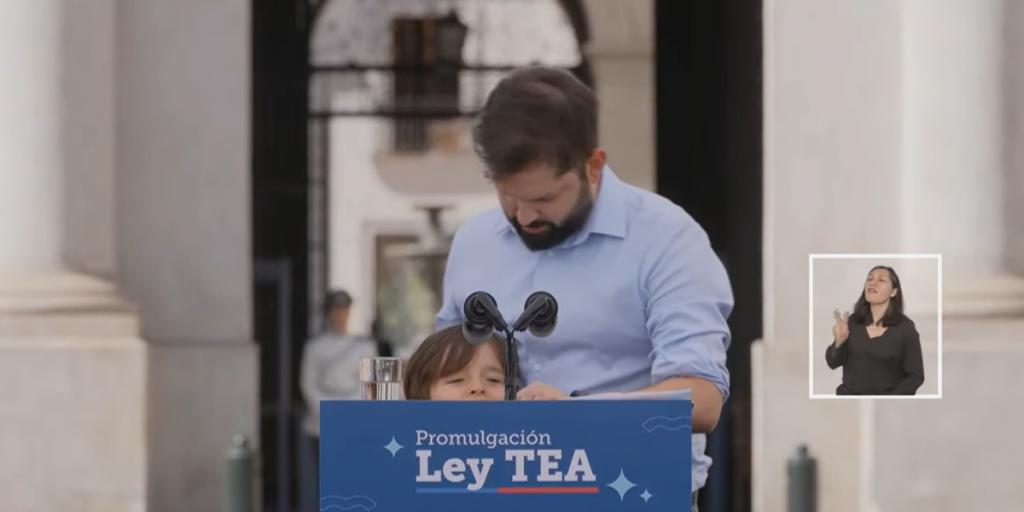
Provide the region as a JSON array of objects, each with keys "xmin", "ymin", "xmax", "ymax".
[
  {"xmin": 517, "ymin": 381, "xmax": 568, "ymax": 401},
  {"xmin": 832, "ymin": 309, "xmax": 850, "ymax": 346}
]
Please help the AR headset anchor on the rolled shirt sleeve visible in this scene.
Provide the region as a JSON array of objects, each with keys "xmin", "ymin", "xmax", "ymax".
[{"xmin": 643, "ymin": 223, "xmax": 734, "ymax": 402}]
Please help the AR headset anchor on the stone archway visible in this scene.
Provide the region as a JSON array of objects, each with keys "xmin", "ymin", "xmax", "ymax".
[{"xmin": 307, "ymin": 0, "xmax": 591, "ymax": 336}]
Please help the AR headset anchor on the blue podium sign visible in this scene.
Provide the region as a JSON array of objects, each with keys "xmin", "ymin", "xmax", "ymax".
[{"xmin": 320, "ymin": 400, "xmax": 692, "ymax": 512}]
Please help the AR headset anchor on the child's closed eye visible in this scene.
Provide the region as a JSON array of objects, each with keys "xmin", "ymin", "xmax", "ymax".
[{"xmin": 445, "ymin": 378, "xmax": 465, "ymax": 384}]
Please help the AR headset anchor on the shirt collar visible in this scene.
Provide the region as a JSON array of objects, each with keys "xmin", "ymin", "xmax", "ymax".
[
  {"xmin": 582, "ymin": 166, "xmax": 627, "ymax": 239},
  {"xmin": 494, "ymin": 165, "xmax": 628, "ymax": 241}
]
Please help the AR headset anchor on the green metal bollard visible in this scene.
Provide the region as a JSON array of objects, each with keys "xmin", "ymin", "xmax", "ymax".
[
  {"xmin": 224, "ymin": 435, "xmax": 255, "ymax": 512},
  {"xmin": 787, "ymin": 444, "xmax": 817, "ymax": 512}
]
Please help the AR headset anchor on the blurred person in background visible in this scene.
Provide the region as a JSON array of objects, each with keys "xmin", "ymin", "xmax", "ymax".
[
  {"xmin": 300, "ymin": 290, "xmax": 378, "ymax": 463},
  {"xmin": 825, "ymin": 266, "xmax": 925, "ymax": 395},
  {"xmin": 436, "ymin": 67, "xmax": 732, "ymax": 512}
]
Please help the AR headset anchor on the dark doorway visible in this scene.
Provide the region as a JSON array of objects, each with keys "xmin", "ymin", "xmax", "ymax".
[
  {"xmin": 252, "ymin": 0, "xmax": 311, "ymax": 510},
  {"xmin": 253, "ymin": 1, "xmax": 596, "ymax": 510},
  {"xmin": 655, "ymin": 1, "xmax": 763, "ymax": 512}
]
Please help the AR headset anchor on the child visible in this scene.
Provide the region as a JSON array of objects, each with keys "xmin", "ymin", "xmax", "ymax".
[{"xmin": 403, "ymin": 324, "xmax": 506, "ymax": 401}]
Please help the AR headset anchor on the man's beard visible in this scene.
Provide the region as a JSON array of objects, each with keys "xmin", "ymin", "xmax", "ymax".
[{"xmin": 508, "ymin": 185, "xmax": 595, "ymax": 251}]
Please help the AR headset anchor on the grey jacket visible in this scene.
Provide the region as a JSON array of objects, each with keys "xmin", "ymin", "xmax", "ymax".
[{"xmin": 300, "ymin": 331, "xmax": 378, "ymax": 436}]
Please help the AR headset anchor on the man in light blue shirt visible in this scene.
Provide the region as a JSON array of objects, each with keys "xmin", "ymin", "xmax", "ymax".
[{"xmin": 436, "ymin": 67, "xmax": 732, "ymax": 511}]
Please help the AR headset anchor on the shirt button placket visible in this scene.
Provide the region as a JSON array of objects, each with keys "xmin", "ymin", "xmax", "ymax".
[{"xmin": 527, "ymin": 249, "xmax": 555, "ymax": 383}]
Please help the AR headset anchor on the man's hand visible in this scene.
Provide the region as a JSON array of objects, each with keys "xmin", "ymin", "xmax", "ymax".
[{"xmin": 516, "ymin": 381, "xmax": 567, "ymax": 400}]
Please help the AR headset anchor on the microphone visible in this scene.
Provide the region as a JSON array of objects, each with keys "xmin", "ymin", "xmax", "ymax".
[
  {"xmin": 511, "ymin": 292, "xmax": 558, "ymax": 337},
  {"xmin": 462, "ymin": 292, "xmax": 507, "ymax": 345}
]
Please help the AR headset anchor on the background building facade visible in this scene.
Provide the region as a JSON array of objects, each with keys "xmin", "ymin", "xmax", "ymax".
[{"xmin": 756, "ymin": 1, "xmax": 1024, "ymax": 511}]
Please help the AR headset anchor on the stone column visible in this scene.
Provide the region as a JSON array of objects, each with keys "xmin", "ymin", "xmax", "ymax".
[
  {"xmin": 115, "ymin": 0, "xmax": 257, "ymax": 510},
  {"xmin": 900, "ymin": 0, "xmax": 1024, "ymax": 316},
  {"xmin": 757, "ymin": 1, "xmax": 1024, "ymax": 512},
  {"xmin": 873, "ymin": 7, "xmax": 1024, "ymax": 512},
  {"xmin": 0, "ymin": 0, "xmax": 125, "ymax": 313},
  {"xmin": 0, "ymin": 0, "xmax": 62, "ymax": 271},
  {"xmin": 581, "ymin": 0, "xmax": 656, "ymax": 191},
  {"xmin": 1006, "ymin": 0, "xmax": 1024, "ymax": 276},
  {"xmin": 0, "ymin": 2, "xmax": 147, "ymax": 512},
  {"xmin": 901, "ymin": 0, "xmax": 1004, "ymax": 279}
]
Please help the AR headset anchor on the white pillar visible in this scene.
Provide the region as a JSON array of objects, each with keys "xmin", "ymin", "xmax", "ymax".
[
  {"xmin": 901, "ymin": 0, "xmax": 1024, "ymax": 316},
  {"xmin": 1006, "ymin": 0, "xmax": 1024, "ymax": 275},
  {"xmin": 901, "ymin": 0, "xmax": 1005, "ymax": 282},
  {"xmin": 582, "ymin": 0, "xmax": 656, "ymax": 192},
  {"xmin": 758, "ymin": 2, "xmax": 1024, "ymax": 512},
  {"xmin": 0, "ymin": 3, "xmax": 147, "ymax": 511},
  {"xmin": 0, "ymin": 0, "xmax": 62, "ymax": 272},
  {"xmin": 0, "ymin": 0, "xmax": 126, "ymax": 315},
  {"xmin": 115, "ymin": 0, "xmax": 258, "ymax": 509}
]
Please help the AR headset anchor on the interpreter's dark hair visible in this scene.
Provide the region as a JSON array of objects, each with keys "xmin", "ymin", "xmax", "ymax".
[
  {"xmin": 849, "ymin": 266, "xmax": 906, "ymax": 327},
  {"xmin": 403, "ymin": 325, "xmax": 506, "ymax": 400},
  {"xmin": 473, "ymin": 66, "xmax": 598, "ymax": 181}
]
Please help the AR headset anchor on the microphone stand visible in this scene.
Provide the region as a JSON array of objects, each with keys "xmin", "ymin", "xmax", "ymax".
[
  {"xmin": 468, "ymin": 292, "xmax": 552, "ymax": 401},
  {"xmin": 499, "ymin": 296, "xmax": 553, "ymax": 401},
  {"xmin": 502, "ymin": 328, "xmax": 520, "ymax": 401}
]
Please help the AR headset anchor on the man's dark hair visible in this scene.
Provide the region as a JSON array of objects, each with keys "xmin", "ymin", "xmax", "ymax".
[
  {"xmin": 849, "ymin": 266, "xmax": 907, "ymax": 327},
  {"xmin": 324, "ymin": 290, "xmax": 352, "ymax": 315},
  {"xmin": 473, "ymin": 67, "xmax": 598, "ymax": 180}
]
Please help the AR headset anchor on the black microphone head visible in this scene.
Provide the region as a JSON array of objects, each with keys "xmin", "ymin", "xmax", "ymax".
[
  {"xmin": 463, "ymin": 292, "xmax": 501, "ymax": 345},
  {"xmin": 464, "ymin": 292, "xmax": 497, "ymax": 317},
  {"xmin": 462, "ymin": 322, "xmax": 495, "ymax": 346},
  {"xmin": 523, "ymin": 292, "xmax": 558, "ymax": 338}
]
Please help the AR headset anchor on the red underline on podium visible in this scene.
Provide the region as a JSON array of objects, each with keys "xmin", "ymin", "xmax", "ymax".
[{"xmin": 497, "ymin": 487, "xmax": 600, "ymax": 494}]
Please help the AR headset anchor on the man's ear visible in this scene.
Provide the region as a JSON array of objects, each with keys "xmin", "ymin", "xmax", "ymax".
[{"xmin": 585, "ymin": 148, "xmax": 606, "ymax": 184}]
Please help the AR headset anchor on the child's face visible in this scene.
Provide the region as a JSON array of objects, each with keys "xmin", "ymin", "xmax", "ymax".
[{"xmin": 429, "ymin": 345, "xmax": 505, "ymax": 401}]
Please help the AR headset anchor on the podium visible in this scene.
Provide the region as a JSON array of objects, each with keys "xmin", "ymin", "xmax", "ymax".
[{"xmin": 320, "ymin": 399, "xmax": 692, "ymax": 512}]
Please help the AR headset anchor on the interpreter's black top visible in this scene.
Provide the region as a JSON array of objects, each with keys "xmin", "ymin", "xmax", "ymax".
[{"xmin": 824, "ymin": 318, "xmax": 925, "ymax": 395}]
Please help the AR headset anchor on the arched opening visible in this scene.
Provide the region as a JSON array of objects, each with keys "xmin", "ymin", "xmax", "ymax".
[
  {"xmin": 252, "ymin": 1, "xmax": 593, "ymax": 510},
  {"xmin": 305, "ymin": 0, "xmax": 591, "ymax": 362},
  {"xmin": 253, "ymin": 1, "xmax": 762, "ymax": 509}
]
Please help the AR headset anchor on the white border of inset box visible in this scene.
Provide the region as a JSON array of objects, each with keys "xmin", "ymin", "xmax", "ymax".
[{"xmin": 808, "ymin": 253, "xmax": 942, "ymax": 400}]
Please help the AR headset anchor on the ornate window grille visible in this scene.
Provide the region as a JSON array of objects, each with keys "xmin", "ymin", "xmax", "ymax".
[{"xmin": 305, "ymin": 0, "xmax": 590, "ymax": 335}]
